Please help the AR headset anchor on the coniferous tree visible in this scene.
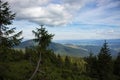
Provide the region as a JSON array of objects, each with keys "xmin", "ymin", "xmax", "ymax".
[
  {"xmin": 65, "ymin": 56, "xmax": 71, "ymax": 68},
  {"xmin": 0, "ymin": 0, "xmax": 22, "ymax": 48},
  {"xmin": 114, "ymin": 52, "xmax": 120, "ymax": 78},
  {"xmin": 97, "ymin": 40, "xmax": 113, "ymax": 80},
  {"xmin": 0, "ymin": 1, "xmax": 22, "ymax": 79},
  {"xmin": 57, "ymin": 54, "xmax": 63, "ymax": 67},
  {"xmin": 29, "ymin": 25, "xmax": 54, "ymax": 80},
  {"xmin": 85, "ymin": 53, "xmax": 98, "ymax": 79},
  {"xmin": 72, "ymin": 62, "xmax": 79, "ymax": 75}
]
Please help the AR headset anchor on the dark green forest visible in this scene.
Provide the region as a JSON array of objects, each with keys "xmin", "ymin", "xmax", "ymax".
[{"xmin": 0, "ymin": 1, "xmax": 120, "ymax": 80}]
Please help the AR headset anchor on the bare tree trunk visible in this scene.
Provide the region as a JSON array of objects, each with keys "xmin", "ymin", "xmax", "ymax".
[{"xmin": 29, "ymin": 52, "xmax": 41, "ymax": 80}]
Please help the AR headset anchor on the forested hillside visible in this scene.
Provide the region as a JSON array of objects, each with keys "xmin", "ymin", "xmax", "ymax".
[
  {"xmin": 15, "ymin": 39, "xmax": 119, "ymax": 57},
  {"xmin": 0, "ymin": 47, "xmax": 89, "ymax": 80},
  {"xmin": 15, "ymin": 40, "xmax": 89, "ymax": 57},
  {"xmin": 0, "ymin": 1, "xmax": 120, "ymax": 80},
  {"xmin": 1, "ymin": 41, "xmax": 120, "ymax": 80}
]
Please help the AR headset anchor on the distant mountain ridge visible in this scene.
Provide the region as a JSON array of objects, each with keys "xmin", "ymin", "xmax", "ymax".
[
  {"xmin": 54, "ymin": 39, "xmax": 120, "ymax": 46},
  {"xmin": 58, "ymin": 39, "xmax": 120, "ymax": 57},
  {"xmin": 15, "ymin": 40, "xmax": 89, "ymax": 57},
  {"xmin": 15, "ymin": 39, "xmax": 120, "ymax": 57}
]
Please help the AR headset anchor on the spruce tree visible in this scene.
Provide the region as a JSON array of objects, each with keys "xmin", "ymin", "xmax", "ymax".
[
  {"xmin": 85, "ymin": 53, "xmax": 98, "ymax": 79},
  {"xmin": 0, "ymin": 0, "xmax": 22, "ymax": 48},
  {"xmin": 97, "ymin": 40, "xmax": 113, "ymax": 80},
  {"xmin": 57, "ymin": 54, "xmax": 63, "ymax": 67},
  {"xmin": 32, "ymin": 25, "xmax": 54, "ymax": 50},
  {"xmin": 29, "ymin": 25, "xmax": 54, "ymax": 80},
  {"xmin": 114, "ymin": 52, "xmax": 120, "ymax": 78},
  {"xmin": 65, "ymin": 56, "xmax": 71, "ymax": 68}
]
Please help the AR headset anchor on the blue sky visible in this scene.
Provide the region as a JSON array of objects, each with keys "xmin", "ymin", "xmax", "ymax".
[{"xmin": 4, "ymin": 0, "xmax": 120, "ymax": 40}]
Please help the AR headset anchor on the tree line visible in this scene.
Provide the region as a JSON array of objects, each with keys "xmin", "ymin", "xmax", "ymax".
[
  {"xmin": 85, "ymin": 41, "xmax": 120, "ymax": 80},
  {"xmin": 0, "ymin": 1, "xmax": 120, "ymax": 80}
]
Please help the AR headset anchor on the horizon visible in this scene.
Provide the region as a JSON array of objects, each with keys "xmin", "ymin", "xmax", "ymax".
[
  {"xmin": 3, "ymin": 0, "xmax": 120, "ymax": 40},
  {"xmin": 23, "ymin": 38, "xmax": 120, "ymax": 42}
]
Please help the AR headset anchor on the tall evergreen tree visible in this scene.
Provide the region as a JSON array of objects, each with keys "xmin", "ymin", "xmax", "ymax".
[
  {"xmin": 29, "ymin": 25, "xmax": 54, "ymax": 80},
  {"xmin": 114, "ymin": 52, "xmax": 120, "ymax": 78},
  {"xmin": 65, "ymin": 56, "xmax": 71, "ymax": 68},
  {"xmin": 32, "ymin": 25, "xmax": 54, "ymax": 50},
  {"xmin": 57, "ymin": 54, "xmax": 63, "ymax": 67},
  {"xmin": 0, "ymin": 0, "xmax": 22, "ymax": 48},
  {"xmin": 85, "ymin": 53, "xmax": 98, "ymax": 79},
  {"xmin": 97, "ymin": 40, "xmax": 113, "ymax": 80}
]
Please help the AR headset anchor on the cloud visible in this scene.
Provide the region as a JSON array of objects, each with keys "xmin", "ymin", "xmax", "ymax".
[
  {"xmin": 75, "ymin": 0, "xmax": 120, "ymax": 26},
  {"xmin": 95, "ymin": 28, "xmax": 120, "ymax": 39},
  {"xmin": 3, "ymin": 0, "xmax": 96, "ymax": 26},
  {"xmin": 2, "ymin": 0, "xmax": 120, "ymax": 40},
  {"xmin": 2, "ymin": 0, "xmax": 120, "ymax": 26},
  {"xmin": 16, "ymin": 4, "xmax": 72, "ymax": 26},
  {"xmin": 96, "ymin": 0, "xmax": 120, "ymax": 7},
  {"xmin": 3, "ymin": 0, "xmax": 86, "ymax": 26},
  {"xmin": 96, "ymin": 0, "xmax": 112, "ymax": 7}
]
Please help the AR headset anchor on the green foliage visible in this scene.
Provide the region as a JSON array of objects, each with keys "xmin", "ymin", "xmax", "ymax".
[
  {"xmin": 1, "ymin": 38, "xmax": 120, "ymax": 80},
  {"xmin": 0, "ymin": 47, "xmax": 89, "ymax": 80},
  {"xmin": 32, "ymin": 25, "xmax": 54, "ymax": 50},
  {"xmin": 64, "ymin": 56, "xmax": 71, "ymax": 68},
  {"xmin": 85, "ymin": 41, "xmax": 119, "ymax": 80},
  {"xmin": 29, "ymin": 25, "xmax": 54, "ymax": 80},
  {"xmin": 0, "ymin": 1, "xmax": 15, "ymax": 26},
  {"xmin": 85, "ymin": 53, "xmax": 98, "ymax": 79},
  {"xmin": 1, "ymin": 1, "xmax": 120, "ymax": 80},
  {"xmin": 97, "ymin": 41, "xmax": 113, "ymax": 80},
  {"xmin": 0, "ymin": 0, "xmax": 22, "ymax": 48},
  {"xmin": 114, "ymin": 52, "xmax": 120, "ymax": 79}
]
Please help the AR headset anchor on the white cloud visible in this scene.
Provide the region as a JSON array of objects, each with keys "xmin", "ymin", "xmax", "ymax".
[
  {"xmin": 76, "ymin": 0, "xmax": 120, "ymax": 26},
  {"xmin": 2, "ymin": 0, "xmax": 120, "ymax": 26},
  {"xmin": 96, "ymin": 0, "xmax": 112, "ymax": 7},
  {"xmin": 5, "ymin": 0, "xmax": 50, "ymax": 7},
  {"xmin": 2, "ymin": 0, "xmax": 120, "ymax": 40},
  {"xmin": 95, "ymin": 28, "xmax": 120, "ymax": 39},
  {"xmin": 3, "ymin": 0, "xmax": 96, "ymax": 26},
  {"xmin": 3, "ymin": 0, "xmax": 85, "ymax": 26}
]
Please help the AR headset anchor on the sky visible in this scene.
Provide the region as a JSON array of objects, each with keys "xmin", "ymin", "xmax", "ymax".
[{"xmin": 3, "ymin": 0, "xmax": 120, "ymax": 40}]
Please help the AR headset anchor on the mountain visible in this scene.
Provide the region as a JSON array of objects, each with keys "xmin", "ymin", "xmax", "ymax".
[
  {"xmin": 60, "ymin": 39, "xmax": 120, "ymax": 57},
  {"xmin": 15, "ymin": 39, "xmax": 120, "ymax": 57},
  {"xmin": 64, "ymin": 44, "xmax": 118, "ymax": 57},
  {"xmin": 15, "ymin": 40, "xmax": 89, "ymax": 57},
  {"xmin": 54, "ymin": 39, "xmax": 120, "ymax": 46},
  {"xmin": 15, "ymin": 40, "xmax": 36, "ymax": 48}
]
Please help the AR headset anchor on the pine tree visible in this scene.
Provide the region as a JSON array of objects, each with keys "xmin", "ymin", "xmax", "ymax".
[
  {"xmin": 0, "ymin": 0, "xmax": 22, "ymax": 48},
  {"xmin": 97, "ymin": 40, "xmax": 113, "ymax": 80},
  {"xmin": 29, "ymin": 25, "xmax": 54, "ymax": 80}
]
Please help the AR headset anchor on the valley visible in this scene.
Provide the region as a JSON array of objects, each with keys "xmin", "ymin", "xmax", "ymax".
[{"xmin": 15, "ymin": 39, "xmax": 120, "ymax": 57}]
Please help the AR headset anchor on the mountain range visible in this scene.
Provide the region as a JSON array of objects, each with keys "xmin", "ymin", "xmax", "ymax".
[{"xmin": 15, "ymin": 39, "xmax": 120, "ymax": 57}]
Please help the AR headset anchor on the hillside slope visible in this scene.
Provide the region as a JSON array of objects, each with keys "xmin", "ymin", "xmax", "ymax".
[
  {"xmin": 15, "ymin": 39, "xmax": 119, "ymax": 57},
  {"xmin": 15, "ymin": 40, "xmax": 89, "ymax": 57}
]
